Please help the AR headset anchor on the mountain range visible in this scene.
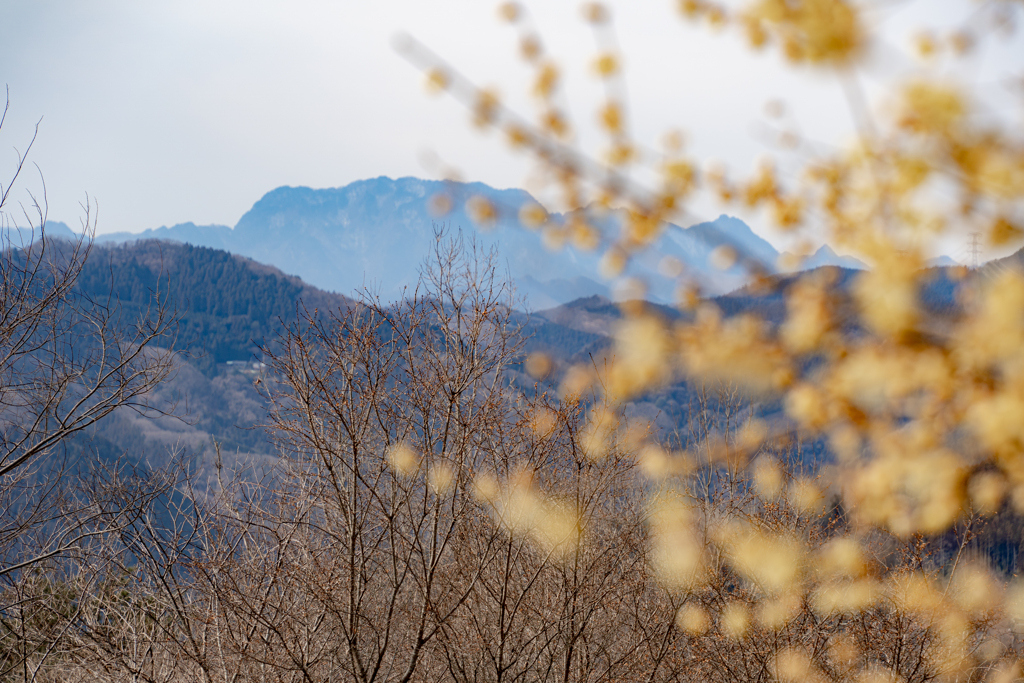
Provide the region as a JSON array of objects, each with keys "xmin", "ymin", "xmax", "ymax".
[
  {"xmin": 36, "ymin": 176, "xmax": 892, "ymax": 308},
  {"xmin": 27, "ymin": 187, "xmax": 1013, "ymax": 576},
  {"xmin": 48, "ymin": 223, "xmax": 1023, "ymax": 574}
]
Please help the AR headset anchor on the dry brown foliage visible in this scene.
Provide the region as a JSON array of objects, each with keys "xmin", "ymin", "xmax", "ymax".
[
  {"xmin": 6, "ymin": 0, "xmax": 1024, "ymax": 680},
  {"xmin": 391, "ymin": 2, "xmax": 1024, "ymax": 680},
  {"xmin": 9, "ymin": 234, "xmax": 1016, "ymax": 683}
]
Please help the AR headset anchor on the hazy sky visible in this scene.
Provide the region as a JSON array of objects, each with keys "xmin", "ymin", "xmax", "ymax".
[{"xmin": 1, "ymin": 0, "xmax": 1020, "ymax": 254}]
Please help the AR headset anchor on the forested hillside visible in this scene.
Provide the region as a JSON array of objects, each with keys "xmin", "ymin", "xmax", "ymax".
[
  {"xmin": 75, "ymin": 240, "xmax": 348, "ymax": 375},
  {"xmin": 62, "ymin": 240, "xmax": 996, "ymax": 481}
]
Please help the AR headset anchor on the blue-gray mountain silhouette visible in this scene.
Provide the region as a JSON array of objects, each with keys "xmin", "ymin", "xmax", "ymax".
[{"xmin": 89, "ymin": 176, "xmax": 855, "ymax": 307}]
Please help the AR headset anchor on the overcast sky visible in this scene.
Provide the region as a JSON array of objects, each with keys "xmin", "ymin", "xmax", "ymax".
[{"xmin": 2, "ymin": 0, "xmax": 1020, "ymax": 255}]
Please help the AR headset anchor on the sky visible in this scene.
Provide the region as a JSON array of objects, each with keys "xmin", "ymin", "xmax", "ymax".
[{"xmin": 1, "ymin": 0, "xmax": 1021, "ymax": 257}]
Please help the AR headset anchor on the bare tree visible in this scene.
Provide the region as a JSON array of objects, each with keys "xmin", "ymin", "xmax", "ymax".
[
  {"xmin": 0, "ymin": 87, "xmax": 179, "ymax": 679},
  {"xmin": 435, "ymin": 393, "xmax": 666, "ymax": 683},
  {"xmin": 176, "ymin": 230, "xmax": 525, "ymax": 683}
]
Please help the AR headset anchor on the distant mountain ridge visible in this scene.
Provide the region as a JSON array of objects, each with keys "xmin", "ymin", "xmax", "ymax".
[
  {"xmin": 78, "ymin": 176, "xmax": 868, "ymax": 307},
  {"xmin": 779, "ymin": 245, "xmax": 868, "ymax": 271},
  {"xmin": 4, "ymin": 219, "xmax": 78, "ymax": 245}
]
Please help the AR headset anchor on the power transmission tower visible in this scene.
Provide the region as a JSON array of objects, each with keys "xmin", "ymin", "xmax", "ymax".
[{"xmin": 967, "ymin": 232, "xmax": 981, "ymax": 269}]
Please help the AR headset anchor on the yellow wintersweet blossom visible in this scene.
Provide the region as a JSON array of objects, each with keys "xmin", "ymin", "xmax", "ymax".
[
  {"xmin": 852, "ymin": 255, "xmax": 921, "ymax": 338},
  {"xmin": 848, "ymin": 444, "xmax": 966, "ymax": 535},
  {"xmin": 1005, "ymin": 579, "xmax": 1024, "ymax": 626},
  {"xmin": 989, "ymin": 216, "xmax": 1023, "ymax": 247},
  {"xmin": 742, "ymin": 0, "xmax": 864, "ymax": 65},
  {"xmin": 591, "ymin": 52, "xmax": 619, "ymax": 78},
  {"xmin": 504, "ymin": 123, "xmax": 531, "ymax": 148},
  {"xmin": 913, "ymin": 32, "xmax": 938, "ymax": 60},
  {"xmin": 966, "ymin": 385, "xmax": 1024, "ymax": 465},
  {"xmin": 753, "ymin": 456, "xmax": 784, "ymax": 498},
  {"xmin": 648, "ymin": 491, "xmax": 707, "ymax": 590},
  {"xmin": 788, "ymin": 477, "xmax": 824, "ymax": 514},
  {"xmin": 491, "ymin": 471, "xmax": 582, "ymax": 563},
  {"xmin": 401, "ymin": 5, "xmax": 1024, "ymax": 679},
  {"xmin": 567, "ymin": 215, "xmax": 600, "ymax": 250},
  {"xmin": 743, "ymin": 163, "xmax": 778, "ymax": 207},
  {"xmin": 580, "ymin": 2, "xmax": 608, "ymax": 24},
  {"xmin": 718, "ymin": 523, "xmax": 807, "ymax": 594},
  {"xmin": 542, "ymin": 108, "xmax": 570, "ymax": 138},
  {"xmin": 967, "ymin": 470, "xmax": 1007, "ymax": 514},
  {"xmin": 663, "ymin": 160, "xmax": 697, "ymax": 198},
  {"xmin": 524, "ymin": 352, "xmax": 553, "ymax": 380},
  {"xmin": 518, "ymin": 202, "xmax": 548, "ymax": 229},
  {"xmin": 497, "ymin": 2, "xmax": 520, "ymax": 23},
  {"xmin": 810, "ymin": 578, "xmax": 881, "ymax": 615},
  {"xmin": 623, "ymin": 210, "xmax": 660, "ymax": 245},
  {"xmin": 559, "ymin": 363, "xmax": 596, "ymax": 399},
  {"xmin": 472, "ymin": 88, "xmax": 501, "ymax": 128},
  {"xmin": 387, "ymin": 442, "xmax": 420, "ymax": 476},
  {"xmin": 598, "ymin": 246, "xmax": 627, "ymax": 278},
  {"xmin": 953, "ymin": 270, "xmax": 1024, "ymax": 372},
  {"xmin": 678, "ymin": 306, "xmax": 791, "ymax": 392},
  {"xmin": 785, "ymin": 382, "xmax": 830, "ymax": 430},
  {"xmin": 533, "ymin": 62, "xmax": 559, "ymax": 99},
  {"xmin": 709, "ymin": 244, "xmax": 738, "ymax": 270},
  {"xmin": 977, "ymin": 151, "xmax": 1024, "ymax": 200},
  {"xmin": 675, "ymin": 603, "xmax": 709, "ymax": 634},
  {"xmin": 780, "ymin": 274, "xmax": 833, "ymax": 353},
  {"xmin": 776, "ymin": 648, "xmax": 828, "ymax": 683},
  {"xmin": 757, "ymin": 592, "xmax": 801, "ymax": 629},
  {"xmin": 815, "ymin": 537, "xmax": 867, "ymax": 579},
  {"xmin": 581, "ymin": 405, "xmax": 619, "ymax": 460},
  {"xmin": 948, "ymin": 562, "xmax": 1001, "ymax": 615},
  {"xmin": 466, "ymin": 194, "xmax": 498, "ymax": 227},
  {"xmin": 427, "ymin": 193, "xmax": 453, "ymax": 216},
  {"xmin": 827, "ymin": 344, "xmax": 954, "ymax": 414},
  {"xmin": 734, "ymin": 419, "xmax": 767, "ymax": 458},
  {"xmin": 770, "ymin": 194, "xmax": 805, "ymax": 230},
  {"xmin": 598, "ymin": 101, "xmax": 623, "ymax": 134},
  {"xmin": 427, "ymin": 463, "xmax": 455, "ymax": 494},
  {"xmin": 638, "ymin": 444, "xmax": 672, "ymax": 478},
  {"xmin": 529, "ymin": 406, "xmax": 557, "ymax": 438},
  {"xmin": 519, "ymin": 34, "xmax": 542, "ymax": 61},
  {"xmin": 897, "ymin": 82, "xmax": 966, "ymax": 136},
  {"xmin": 606, "ymin": 314, "xmax": 672, "ymax": 401},
  {"xmin": 424, "ymin": 67, "xmax": 450, "ymax": 94},
  {"xmin": 889, "ymin": 571, "xmax": 946, "ymax": 618},
  {"xmin": 720, "ymin": 601, "xmax": 751, "ymax": 639},
  {"xmin": 988, "ymin": 662, "xmax": 1023, "ymax": 683}
]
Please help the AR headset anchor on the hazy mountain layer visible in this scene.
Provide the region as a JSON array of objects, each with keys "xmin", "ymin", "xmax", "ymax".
[{"xmin": 87, "ymin": 176, "xmax": 869, "ymax": 307}]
